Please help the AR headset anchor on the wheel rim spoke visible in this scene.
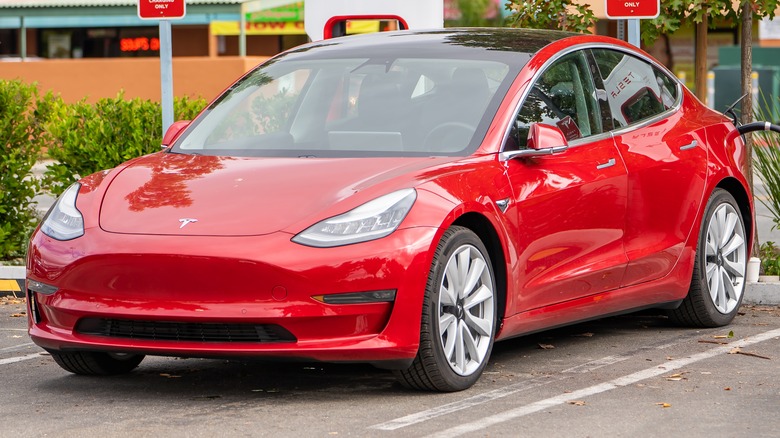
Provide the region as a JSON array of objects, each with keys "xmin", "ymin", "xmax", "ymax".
[
  {"xmin": 462, "ymin": 258, "xmax": 486, "ymax": 299},
  {"xmin": 464, "ymin": 311, "xmax": 492, "ymax": 337},
  {"xmin": 440, "ymin": 284, "xmax": 457, "ymax": 306},
  {"xmin": 460, "ymin": 320, "xmax": 482, "ymax": 362},
  {"xmin": 709, "ymin": 265, "xmax": 721, "ymax": 303},
  {"xmin": 721, "ymin": 212, "xmax": 737, "ymax": 247},
  {"xmin": 441, "ymin": 314, "xmax": 457, "ymax": 359},
  {"xmin": 438, "ymin": 242, "xmax": 495, "ymax": 376},
  {"xmin": 718, "ymin": 267, "xmax": 729, "ymax": 310},
  {"xmin": 722, "ymin": 233, "xmax": 745, "ymax": 258},
  {"xmin": 723, "ymin": 259, "xmax": 744, "ymax": 279}
]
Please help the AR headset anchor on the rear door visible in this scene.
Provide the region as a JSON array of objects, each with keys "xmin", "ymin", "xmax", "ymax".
[{"xmin": 590, "ymin": 49, "xmax": 707, "ymax": 287}]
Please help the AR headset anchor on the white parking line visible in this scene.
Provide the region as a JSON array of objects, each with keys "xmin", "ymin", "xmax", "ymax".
[
  {"xmin": 370, "ymin": 375, "xmax": 569, "ymax": 431},
  {"xmin": 0, "ymin": 352, "xmax": 44, "ymax": 366},
  {"xmin": 371, "ymin": 331, "xmax": 704, "ymax": 431},
  {"xmin": 425, "ymin": 328, "xmax": 780, "ymax": 438},
  {"xmin": 0, "ymin": 342, "xmax": 34, "ymax": 353}
]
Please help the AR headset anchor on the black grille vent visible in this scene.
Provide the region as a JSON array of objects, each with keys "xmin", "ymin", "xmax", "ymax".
[{"xmin": 75, "ymin": 318, "xmax": 296, "ymax": 343}]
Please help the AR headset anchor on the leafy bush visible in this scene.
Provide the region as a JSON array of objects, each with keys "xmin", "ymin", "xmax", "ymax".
[
  {"xmin": 759, "ymin": 241, "xmax": 780, "ymax": 276},
  {"xmin": 43, "ymin": 93, "xmax": 207, "ymax": 195},
  {"xmin": 754, "ymin": 129, "xmax": 780, "ymax": 231},
  {"xmin": 0, "ymin": 80, "xmax": 50, "ymax": 261}
]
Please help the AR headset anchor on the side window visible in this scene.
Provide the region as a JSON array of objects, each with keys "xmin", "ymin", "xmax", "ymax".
[
  {"xmin": 508, "ymin": 51, "xmax": 602, "ymax": 150},
  {"xmin": 592, "ymin": 49, "xmax": 678, "ymax": 128}
]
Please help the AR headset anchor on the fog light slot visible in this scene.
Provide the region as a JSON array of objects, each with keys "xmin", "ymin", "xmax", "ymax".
[
  {"xmin": 315, "ymin": 289, "xmax": 396, "ymax": 304},
  {"xmin": 27, "ymin": 279, "xmax": 58, "ymax": 296}
]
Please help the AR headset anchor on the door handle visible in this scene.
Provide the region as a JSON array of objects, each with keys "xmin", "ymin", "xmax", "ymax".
[
  {"xmin": 679, "ymin": 140, "xmax": 698, "ymax": 151},
  {"xmin": 596, "ymin": 158, "xmax": 616, "ymax": 170}
]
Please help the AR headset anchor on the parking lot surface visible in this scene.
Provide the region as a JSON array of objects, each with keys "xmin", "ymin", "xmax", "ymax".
[{"xmin": 2, "ymin": 296, "xmax": 779, "ymax": 437}]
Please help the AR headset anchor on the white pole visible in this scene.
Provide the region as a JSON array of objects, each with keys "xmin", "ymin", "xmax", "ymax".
[
  {"xmin": 627, "ymin": 19, "xmax": 640, "ymax": 48},
  {"xmin": 20, "ymin": 15, "xmax": 26, "ymax": 61},
  {"xmin": 240, "ymin": 4, "xmax": 247, "ymax": 57},
  {"xmin": 159, "ymin": 19, "xmax": 174, "ymax": 135}
]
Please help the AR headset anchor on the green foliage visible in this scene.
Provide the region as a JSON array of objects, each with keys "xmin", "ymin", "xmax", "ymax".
[
  {"xmin": 0, "ymin": 80, "xmax": 49, "ymax": 260},
  {"xmin": 641, "ymin": 0, "xmax": 779, "ymax": 46},
  {"xmin": 753, "ymin": 99, "xmax": 780, "ymax": 233},
  {"xmin": 43, "ymin": 93, "xmax": 207, "ymax": 195},
  {"xmin": 504, "ymin": 0, "xmax": 596, "ymax": 33},
  {"xmin": 453, "ymin": 0, "xmax": 501, "ymax": 27},
  {"xmin": 759, "ymin": 241, "xmax": 780, "ymax": 275}
]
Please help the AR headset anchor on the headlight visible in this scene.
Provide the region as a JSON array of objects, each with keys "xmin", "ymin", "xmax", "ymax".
[
  {"xmin": 40, "ymin": 183, "xmax": 84, "ymax": 241},
  {"xmin": 293, "ymin": 188, "xmax": 417, "ymax": 247}
]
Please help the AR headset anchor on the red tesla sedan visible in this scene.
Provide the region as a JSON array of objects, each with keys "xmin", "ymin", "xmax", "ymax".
[{"xmin": 27, "ymin": 28, "xmax": 752, "ymax": 392}]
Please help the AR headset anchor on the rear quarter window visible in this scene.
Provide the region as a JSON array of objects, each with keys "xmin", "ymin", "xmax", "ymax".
[{"xmin": 591, "ymin": 48, "xmax": 679, "ymax": 129}]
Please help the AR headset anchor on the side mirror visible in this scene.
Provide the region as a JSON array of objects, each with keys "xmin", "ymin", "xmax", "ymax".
[
  {"xmin": 161, "ymin": 120, "xmax": 190, "ymax": 148},
  {"xmin": 527, "ymin": 123, "xmax": 569, "ymax": 150},
  {"xmin": 501, "ymin": 123, "xmax": 569, "ymax": 160}
]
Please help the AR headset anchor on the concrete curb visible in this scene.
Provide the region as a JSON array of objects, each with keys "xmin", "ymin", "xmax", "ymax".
[{"xmin": 743, "ymin": 282, "xmax": 780, "ymax": 306}]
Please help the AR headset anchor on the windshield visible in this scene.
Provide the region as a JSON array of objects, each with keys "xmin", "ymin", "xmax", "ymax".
[{"xmin": 173, "ymin": 56, "xmax": 515, "ymax": 157}]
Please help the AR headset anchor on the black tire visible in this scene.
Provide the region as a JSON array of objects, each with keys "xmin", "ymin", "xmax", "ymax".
[
  {"xmin": 394, "ymin": 226, "xmax": 497, "ymax": 392},
  {"xmin": 668, "ymin": 189, "xmax": 747, "ymax": 327},
  {"xmin": 47, "ymin": 350, "xmax": 144, "ymax": 375}
]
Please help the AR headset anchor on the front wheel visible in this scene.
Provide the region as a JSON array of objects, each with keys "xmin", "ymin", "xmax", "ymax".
[
  {"xmin": 668, "ymin": 189, "xmax": 747, "ymax": 327},
  {"xmin": 47, "ymin": 350, "xmax": 145, "ymax": 375},
  {"xmin": 395, "ymin": 226, "xmax": 497, "ymax": 392}
]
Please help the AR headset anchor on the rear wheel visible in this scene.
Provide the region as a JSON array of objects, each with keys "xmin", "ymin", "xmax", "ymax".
[
  {"xmin": 668, "ymin": 189, "xmax": 746, "ymax": 327},
  {"xmin": 47, "ymin": 350, "xmax": 144, "ymax": 375},
  {"xmin": 395, "ymin": 226, "xmax": 496, "ymax": 392}
]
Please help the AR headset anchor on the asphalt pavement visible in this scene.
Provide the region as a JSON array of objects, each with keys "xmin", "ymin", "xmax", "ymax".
[{"xmin": 1, "ymin": 298, "xmax": 778, "ymax": 437}]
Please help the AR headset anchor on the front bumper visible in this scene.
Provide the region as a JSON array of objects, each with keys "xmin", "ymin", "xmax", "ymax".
[{"xmin": 27, "ymin": 226, "xmax": 438, "ymax": 367}]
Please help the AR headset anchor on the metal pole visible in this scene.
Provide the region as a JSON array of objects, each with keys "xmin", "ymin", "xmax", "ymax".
[
  {"xmin": 239, "ymin": 5, "xmax": 247, "ymax": 57},
  {"xmin": 627, "ymin": 19, "xmax": 640, "ymax": 48},
  {"xmin": 159, "ymin": 20, "xmax": 174, "ymax": 135},
  {"xmin": 617, "ymin": 20, "xmax": 625, "ymax": 42},
  {"xmin": 20, "ymin": 15, "xmax": 26, "ymax": 61}
]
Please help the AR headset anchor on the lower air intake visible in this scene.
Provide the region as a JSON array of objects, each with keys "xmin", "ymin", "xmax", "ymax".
[{"xmin": 75, "ymin": 318, "xmax": 296, "ymax": 343}]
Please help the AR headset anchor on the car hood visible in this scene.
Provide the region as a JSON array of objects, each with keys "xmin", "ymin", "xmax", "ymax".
[{"xmin": 99, "ymin": 153, "xmax": 454, "ymax": 236}]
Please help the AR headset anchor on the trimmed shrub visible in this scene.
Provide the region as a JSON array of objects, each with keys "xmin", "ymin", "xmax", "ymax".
[
  {"xmin": 0, "ymin": 80, "xmax": 50, "ymax": 261},
  {"xmin": 43, "ymin": 93, "xmax": 207, "ymax": 195}
]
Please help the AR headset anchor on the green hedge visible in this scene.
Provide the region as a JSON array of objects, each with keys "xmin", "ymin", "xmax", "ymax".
[
  {"xmin": 0, "ymin": 80, "xmax": 50, "ymax": 261},
  {"xmin": 43, "ymin": 93, "xmax": 207, "ymax": 195},
  {"xmin": 0, "ymin": 80, "xmax": 207, "ymax": 261}
]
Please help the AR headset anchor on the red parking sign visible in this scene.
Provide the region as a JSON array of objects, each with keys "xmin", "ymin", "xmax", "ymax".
[
  {"xmin": 605, "ymin": 0, "xmax": 660, "ymax": 19},
  {"xmin": 138, "ymin": 0, "xmax": 186, "ymax": 20}
]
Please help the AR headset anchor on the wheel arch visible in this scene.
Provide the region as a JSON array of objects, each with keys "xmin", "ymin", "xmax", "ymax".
[
  {"xmin": 451, "ymin": 212, "xmax": 508, "ymax": 329},
  {"xmin": 716, "ymin": 177, "xmax": 754, "ymax": 250}
]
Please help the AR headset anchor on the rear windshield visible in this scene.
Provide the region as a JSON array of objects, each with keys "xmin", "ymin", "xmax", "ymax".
[{"xmin": 172, "ymin": 55, "xmax": 519, "ymax": 158}]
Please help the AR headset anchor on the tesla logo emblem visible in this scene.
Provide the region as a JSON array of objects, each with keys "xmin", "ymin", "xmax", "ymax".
[{"xmin": 179, "ymin": 218, "xmax": 198, "ymax": 229}]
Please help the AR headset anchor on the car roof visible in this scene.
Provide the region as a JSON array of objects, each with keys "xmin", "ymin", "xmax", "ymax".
[{"xmin": 280, "ymin": 27, "xmax": 580, "ymax": 62}]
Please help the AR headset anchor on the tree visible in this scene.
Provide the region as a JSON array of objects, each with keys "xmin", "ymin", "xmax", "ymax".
[{"xmin": 504, "ymin": 0, "xmax": 595, "ymax": 33}]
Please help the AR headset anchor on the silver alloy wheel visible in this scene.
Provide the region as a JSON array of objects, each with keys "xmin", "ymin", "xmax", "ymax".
[
  {"xmin": 705, "ymin": 202, "xmax": 746, "ymax": 314},
  {"xmin": 437, "ymin": 244, "xmax": 495, "ymax": 376}
]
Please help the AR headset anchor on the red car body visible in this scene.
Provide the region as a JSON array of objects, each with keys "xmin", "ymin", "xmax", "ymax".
[{"xmin": 27, "ymin": 29, "xmax": 753, "ymax": 391}]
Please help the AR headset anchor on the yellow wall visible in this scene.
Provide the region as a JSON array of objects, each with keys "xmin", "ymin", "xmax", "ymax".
[{"xmin": 0, "ymin": 56, "xmax": 269, "ymax": 103}]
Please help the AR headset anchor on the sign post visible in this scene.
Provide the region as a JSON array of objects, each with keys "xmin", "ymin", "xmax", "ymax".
[
  {"xmin": 137, "ymin": 0, "xmax": 186, "ymax": 136},
  {"xmin": 605, "ymin": 0, "xmax": 660, "ymax": 48}
]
